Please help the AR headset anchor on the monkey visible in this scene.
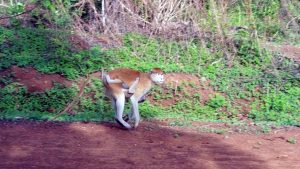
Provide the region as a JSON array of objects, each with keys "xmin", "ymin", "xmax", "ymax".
[{"xmin": 102, "ymin": 68, "xmax": 164, "ymax": 129}]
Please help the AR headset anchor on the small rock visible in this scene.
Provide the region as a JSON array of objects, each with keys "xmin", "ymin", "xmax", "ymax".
[{"xmin": 276, "ymin": 155, "xmax": 288, "ymax": 159}]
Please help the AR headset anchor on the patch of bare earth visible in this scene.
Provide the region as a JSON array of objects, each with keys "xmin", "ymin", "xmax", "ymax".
[
  {"xmin": 0, "ymin": 66, "xmax": 72, "ymax": 93},
  {"xmin": 266, "ymin": 43, "xmax": 300, "ymax": 62},
  {"xmin": 152, "ymin": 73, "xmax": 252, "ymax": 119},
  {"xmin": 0, "ymin": 121, "xmax": 299, "ymax": 169},
  {"xmin": 150, "ymin": 73, "xmax": 216, "ymax": 106},
  {"xmin": 0, "ymin": 67, "xmax": 216, "ymax": 105},
  {"xmin": 0, "ymin": 66, "xmax": 252, "ymax": 116}
]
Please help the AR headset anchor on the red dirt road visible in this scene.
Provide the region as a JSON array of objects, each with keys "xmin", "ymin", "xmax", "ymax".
[{"xmin": 0, "ymin": 121, "xmax": 299, "ymax": 169}]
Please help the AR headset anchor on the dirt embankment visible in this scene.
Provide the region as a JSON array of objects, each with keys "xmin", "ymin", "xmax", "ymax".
[
  {"xmin": 0, "ymin": 66, "xmax": 72, "ymax": 93},
  {"xmin": 266, "ymin": 43, "xmax": 300, "ymax": 62},
  {"xmin": 0, "ymin": 121, "xmax": 299, "ymax": 169},
  {"xmin": 0, "ymin": 66, "xmax": 253, "ymax": 116},
  {"xmin": 0, "ymin": 66, "xmax": 216, "ymax": 104}
]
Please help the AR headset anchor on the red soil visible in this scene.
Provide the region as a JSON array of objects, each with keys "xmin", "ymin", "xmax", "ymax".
[
  {"xmin": 0, "ymin": 66, "xmax": 72, "ymax": 93},
  {"xmin": 0, "ymin": 66, "xmax": 216, "ymax": 104},
  {"xmin": 0, "ymin": 121, "xmax": 299, "ymax": 169},
  {"xmin": 266, "ymin": 44, "xmax": 300, "ymax": 62},
  {"xmin": 0, "ymin": 67, "xmax": 300, "ymax": 168}
]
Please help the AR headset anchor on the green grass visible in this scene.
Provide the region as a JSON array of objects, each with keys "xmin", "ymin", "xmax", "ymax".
[
  {"xmin": 0, "ymin": 26, "xmax": 299, "ymax": 127},
  {"xmin": 0, "ymin": 78, "xmax": 114, "ymax": 122},
  {"xmin": 0, "ymin": 27, "xmax": 112, "ymax": 79}
]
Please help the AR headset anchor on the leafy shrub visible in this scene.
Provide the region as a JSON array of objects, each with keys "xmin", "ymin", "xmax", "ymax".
[
  {"xmin": 0, "ymin": 27, "xmax": 112, "ymax": 79},
  {"xmin": 228, "ymin": 0, "xmax": 281, "ymax": 37},
  {"xmin": 0, "ymin": 83, "xmax": 27, "ymax": 111},
  {"xmin": 206, "ymin": 94, "xmax": 227, "ymax": 109},
  {"xmin": 1, "ymin": 27, "xmax": 299, "ymax": 126},
  {"xmin": 0, "ymin": 83, "xmax": 77, "ymax": 113},
  {"xmin": 107, "ymin": 33, "xmax": 204, "ymax": 73},
  {"xmin": 234, "ymin": 29, "xmax": 270, "ymax": 66},
  {"xmin": 249, "ymin": 87, "xmax": 300, "ymax": 125}
]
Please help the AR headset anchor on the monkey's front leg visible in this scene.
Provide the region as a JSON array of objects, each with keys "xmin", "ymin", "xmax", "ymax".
[
  {"xmin": 125, "ymin": 106, "xmax": 135, "ymax": 122},
  {"xmin": 128, "ymin": 77, "xmax": 139, "ymax": 93},
  {"xmin": 126, "ymin": 94, "xmax": 146, "ymax": 122},
  {"xmin": 130, "ymin": 96, "xmax": 140, "ymax": 128}
]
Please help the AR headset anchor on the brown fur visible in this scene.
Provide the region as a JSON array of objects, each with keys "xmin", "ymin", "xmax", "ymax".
[
  {"xmin": 104, "ymin": 68, "xmax": 154, "ymax": 98},
  {"xmin": 108, "ymin": 68, "xmax": 141, "ymax": 87},
  {"xmin": 151, "ymin": 68, "xmax": 164, "ymax": 74}
]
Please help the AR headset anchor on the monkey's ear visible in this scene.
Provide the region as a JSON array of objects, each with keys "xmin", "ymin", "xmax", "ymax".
[{"xmin": 151, "ymin": 68, "xmax": 163, "ymax": 74}]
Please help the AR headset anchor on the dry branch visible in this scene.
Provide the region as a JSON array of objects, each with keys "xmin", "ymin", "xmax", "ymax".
[{"xmin": 51, "ymin": 75, "xmax": 91, "ymax": 121}]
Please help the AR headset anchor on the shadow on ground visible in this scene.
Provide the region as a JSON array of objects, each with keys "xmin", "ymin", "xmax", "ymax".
[{"xmin": 0, "ymin": 120, "xmax": 298, "ymax": 169}]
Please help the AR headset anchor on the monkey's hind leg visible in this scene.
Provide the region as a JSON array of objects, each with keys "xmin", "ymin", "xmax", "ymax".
[{"xmin": 114, "ymin": 94, "xmax": 132, "ymax": 129}]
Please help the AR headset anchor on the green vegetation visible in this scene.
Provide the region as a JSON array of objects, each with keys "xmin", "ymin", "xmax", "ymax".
[
  {"xmin": 0, "ymin": 78, "xmax": 114, "ymax": 122},
  {"xmin": 287, "ymin": 137, "xmax": 297, "ymax": 144},
  {"xmin": 0, "ymin": 0, "xmax": 299, "ymax": 128},
  {"xmin": 0, "ymin": 27, "xmax": 299, "ymax": 126},
  {"xmin": 249, "ymin": 86, "xmax": 300, "ymax": 125},
  {"xmin": 0, "ymin": 27, "xmax": 111, "ymax": 79}
]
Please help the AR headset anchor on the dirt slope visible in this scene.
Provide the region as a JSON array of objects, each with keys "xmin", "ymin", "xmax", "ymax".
[
  {"xmin": 266, "ymin": 43, "xmax": 300, "ymax": 62},
  {"xmin": 0, "ymin": 121, "xmax": 299, "ymax": 169}
]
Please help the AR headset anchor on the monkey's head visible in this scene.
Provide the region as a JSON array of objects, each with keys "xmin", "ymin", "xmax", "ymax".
[{"xmin": 150, "ymin": 68, "xmax": 164, "ymax": 84}]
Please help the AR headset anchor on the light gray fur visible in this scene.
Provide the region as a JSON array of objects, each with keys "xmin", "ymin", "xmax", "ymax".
[
  {"xmin": 130, "ymin": 96, "xmax": 140, "ymax": 128},
  {"xmin": 105, "ymin": 74, "xmax": 122, "ymax": 84},
  {"xmin": 115, "ymin": 92, "xmax": 132, "ymax": 129},
  {"xmin": 150, "ymin": 73, "xmax": 164, "ymax": 84}
]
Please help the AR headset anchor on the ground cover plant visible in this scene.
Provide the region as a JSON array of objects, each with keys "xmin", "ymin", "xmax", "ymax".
[
  {"xmin": 0, "ymin": 0, "xmax": 299, "ymax": 128},
  {"xmin": 0, "ymin": 28, "xmax": 299, "ymax": 127}
]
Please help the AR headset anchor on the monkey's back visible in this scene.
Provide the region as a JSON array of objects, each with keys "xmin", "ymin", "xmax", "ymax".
[{"xmin": 108, "ymin": 68, "xmax": 140, "ymax": 85}]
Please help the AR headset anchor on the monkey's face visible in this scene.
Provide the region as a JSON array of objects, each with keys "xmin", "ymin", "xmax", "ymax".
[{"xmin": 150, "ymin": 73, "xmax": 164, "ymax": 84}]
